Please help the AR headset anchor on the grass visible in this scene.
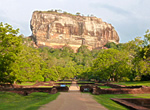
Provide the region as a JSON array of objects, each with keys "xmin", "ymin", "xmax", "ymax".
[
  {"xmin": 113, "ymin": 81, "xmax": 150, "ymax": 86},
  {"xmin": 98, "ymin": 86, "xmax": 111, "ymax": 89},
  {"xmin": 55, "ymin": 81, "xmax": 71, "ymax": 83},
  {"xmin": 0, "ymin": 92, "xmax": 59, "ymax": 110},
  {"xmin": 77, "ymin": 84, "xmax": 94, "ymax": 87},
  {"xmin": 66, "ymin": 85, "xmax": 71, "ymax": 87},
  {"xmin": 78, "ymin": 85, "xmax": 111, "ymax": 89},
  {"xmin": 78, "ymin": 84, "xmax": 82, "ymax": 87},
  {"xmin": 17, "ymin": 82, "xmax": 36, "ymax": 86},
  {"xmin": 93, "ymin": 94, "xmax": 150, "ymax": 110},
  {"xmin": 77, "ymin": 81, "xmax": 95, "ymax": 83},
  {"xmin": 38, "ymin": 84, "xmax": 71, "ymax": 88},
  {"xmin": 38, "ymin": 86, "xmax": 53, "ymax": 88},
  {"xmin": 95, "ymin": 83, "xmax": 102, "ymax": 85}
]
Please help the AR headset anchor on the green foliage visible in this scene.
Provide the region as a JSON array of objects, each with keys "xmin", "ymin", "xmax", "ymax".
[
  {"xmin": 92, "ymin": 48, "xmax": 132, "ymax": 81},
  {"xmin": 104, "ymin": 42, "xmax": 118, "ymax": 49},
  {"xmin": 135, "ymin": 60, "xmax": 150, "ymax": 76},
  {"xmin": 144, "ymin": 29, "xmax": 150, "ymax": 46},
  {"xmin": 61, "ymin": 45, "xmax": 74, "ymax": 57},
  {"xmin": 1, "ymin": 22, "xmax": 150, "ymax": 83},
  {"xmin": 13, "ymin": 45, "xmax": 43, "ymax": 82},
  {"xmin": 133, "ymin": 32, "xmax": 150, "ymax": 79},
  {"xmin": 77, "ymin": 45, "xmax": 91, "ymax": 56},
  {"xmin": 76, "ymin": 12, "xmax": 81, "ymax": 16},
  {"xmin": 0, "ymin": 22, "xmax": 22, "ymax": 83}
]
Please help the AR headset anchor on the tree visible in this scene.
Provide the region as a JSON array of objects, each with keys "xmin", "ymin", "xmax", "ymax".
[
  {"xmin": 65, "ymin": 61, "xmax": 77, "ymax": 78},
  {"xmin": 92, "ymin": 48, "xmax": 132, "ymax": 81},
  {"xmin": 104, "ymin": 42, "xmax": 118, "ymax": 49},
  {"xmin": 77, "ymin": 45, "xmax": 91, "ymax": 56},
  {"xmin": 144, "ymin": 29, "xmax": 150, "ymax": 46},
  {"xmin": 76, "ymin": 12, "xmax": 80, "ymax": 16},
  {"xmin": 60, "ymin": 45, "xmax": 74, "ymax": 57},
  {"xmin": 13, "ymin": 45, "xmax": 43, "ymax": 82},
  {"xmin": 133, "ymin": 30, "xmax": 150, "ymax": 80},
  {"xmin": 42, "ymin": 68, "xmax": 58, "ymax": 81},
  {"xmin": 57, "ymin": 9, "xmax": 62, "ymax": 13},
  {"xmin": 40, "ymin": 47, "xmax": 58, "ymax": 81},
  {"xmin": 0, "ymin": 22, "xmax": 22, "ymax": 83}
]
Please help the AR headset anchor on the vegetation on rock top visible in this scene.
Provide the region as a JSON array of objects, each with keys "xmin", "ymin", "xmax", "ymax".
[{"xmin": 34, "ymin": 9, "xmax": 95, "ymax": 17}]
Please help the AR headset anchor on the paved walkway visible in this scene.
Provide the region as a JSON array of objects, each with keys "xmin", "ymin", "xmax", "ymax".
[
  {"xmin": 39, "ymin": 81, "xmax": 108, "ymax": 110},
  {"xmin": 69, "ymin": 81, "xmax": 80, "ymax": 92}
]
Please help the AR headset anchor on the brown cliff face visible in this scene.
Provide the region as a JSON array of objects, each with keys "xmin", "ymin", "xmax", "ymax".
[{"xmin": 30, "ymin": 11, "xmax": 119, "ymax": 52}]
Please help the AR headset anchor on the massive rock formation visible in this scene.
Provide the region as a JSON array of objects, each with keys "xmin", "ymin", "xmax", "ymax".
[{"xmin": 30, "ymin": 11, "xmax": 119, "ymax": 52}]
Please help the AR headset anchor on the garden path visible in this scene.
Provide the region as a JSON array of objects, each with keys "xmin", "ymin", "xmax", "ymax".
[{"xmin": 39, "ymin": 81, "xmax": 108, "ymax": 110}]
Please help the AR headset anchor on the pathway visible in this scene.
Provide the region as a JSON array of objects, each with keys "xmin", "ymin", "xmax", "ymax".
[
  {"xmin": 69, "ymin": 81, "xmax": 80, "ymax": 92},
  {"xmin": 39, "ymin": 81, "xmax": 108, "ymax": 110}
]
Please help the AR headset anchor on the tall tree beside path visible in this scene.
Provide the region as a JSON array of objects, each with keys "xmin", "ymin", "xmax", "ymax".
[
  {"xmin": 133, "ymin": 30, "xmax": 150, "ymax": 80},
  {"xmin": 0, "ymin": 22, "xmax": 22, "ymax": 84}
]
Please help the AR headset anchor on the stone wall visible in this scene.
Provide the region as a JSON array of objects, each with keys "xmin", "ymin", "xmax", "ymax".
[{"xmin": 93, "ymin": 86, "xmax": 150, "ymax": 95}]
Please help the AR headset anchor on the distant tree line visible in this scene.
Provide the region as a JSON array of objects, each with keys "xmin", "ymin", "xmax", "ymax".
[{"xmin": 0, "ymin": 22, "xmax": 150, "ymax": 84}]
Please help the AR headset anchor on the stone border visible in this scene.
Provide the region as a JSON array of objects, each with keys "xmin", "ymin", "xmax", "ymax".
[
  {"xmin": 0, "ymin": 86, "xmax": 69, "ymax": 95},
  {"xmin": 80, "ymin": 85, "xmax": 93, "ymax": 92},
  {"xmin": 111, "ymin": 98, "xmax": 150, "ymax": 110},
  {"xmin": 92, "ymin": 86, "xmax": 150, "ymax": 95},
  {"xmin": 103, "ymin": 83, "xmax": 143, "ymax": 88}
]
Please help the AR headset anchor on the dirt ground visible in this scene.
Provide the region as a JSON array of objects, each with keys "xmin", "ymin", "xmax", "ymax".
[{"xmin": 39, "ymin": 81, "xmax": 108, "ymax": 110}]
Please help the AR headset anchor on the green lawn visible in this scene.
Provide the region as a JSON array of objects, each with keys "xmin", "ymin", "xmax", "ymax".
[
  {"xmin": 0, "ymin": 92, "xmax": 59, "ymax": 110},
  {"xmin": 38, "ymin": 85, "xmax": 71, "ymax": 88},
  {"xmin": 93, "ymin": 94, "xmax": 150, "ymax": 110},
  {"xmin": 66, "ymin": 85, "xmax": 71, "ymax": 87},
  {"xmin": 77, "ymin": 81, "xmax": 95, "ymax": 83},
  {"xmin": 55, "ymin": 81, "xmax": 71, "ymax": 83},
  {"xmin": 113, "ymin": 81, "xmax": 150, "ymax": 86},
  {"xmin": 38, "ymin": 86, "xmax": 53, "ymax": 88},
  {"xmin": 96, "ymin": 83, "xmax": 102, "ymax": 85},
  {"xmin": 98, "ymin": 86, "xmax": 111, "ymax": 89},
  {"xmin": 78, "ymin": 84, "xmax": 82, "ymax": 87},
  {"xmin": 17, "ymin": 82, "xmax": 36, "ymax": 86}
]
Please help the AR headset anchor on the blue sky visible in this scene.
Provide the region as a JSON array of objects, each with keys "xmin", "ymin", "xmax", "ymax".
[{"xmin": 0, "ymin": 0, "xmax": 150, "ymax": 43}]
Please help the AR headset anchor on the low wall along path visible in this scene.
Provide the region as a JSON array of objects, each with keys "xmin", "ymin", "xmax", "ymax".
[{"xmin": 39, "ymin": 81, "xmax": 107, "ymax": 110}]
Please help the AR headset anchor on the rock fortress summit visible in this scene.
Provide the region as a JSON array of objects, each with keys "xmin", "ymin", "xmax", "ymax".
[{"xmin": 30, "ymin": 10, "xmax": 119, "ymax": 52}]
